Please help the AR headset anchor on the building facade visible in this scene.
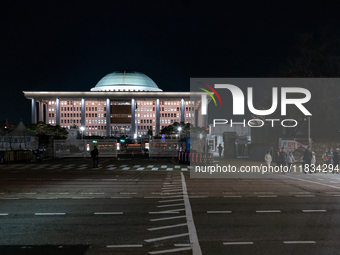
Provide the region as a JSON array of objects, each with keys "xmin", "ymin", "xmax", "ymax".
[{"xmin": 24, "ymin": 71, "xmax": 207, "ymax": 138}]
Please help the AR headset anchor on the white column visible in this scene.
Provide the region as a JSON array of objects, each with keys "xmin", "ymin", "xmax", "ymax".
[
  {"xmin": 156, "ymin": 99, "xmax": 160, "ymax": 135},
  {"xmin": 131, "ymin": 98, "xmax": 135, "ymax": 138},
  {"xmin": 31, "ymin": 98, "xmax": 36, "ymax": 124},
  {"xmin": 106, "ymin": 98, "xmax": 111, "ymax": 137},
  {"xmin": 180, "ymin": 99, "xmax": 185, "ymax": 123},
  {"xmin": 55, "ymin": 98, "xmax": 60, "ymax": 126}
]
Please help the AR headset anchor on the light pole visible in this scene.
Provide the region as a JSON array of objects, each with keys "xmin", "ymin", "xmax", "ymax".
[
  {"xmin": 80, "ymin": 126, "xmax": 85, "ymax": 140},
  {"xmin": 178, "ymin": 127, "xmax": 182, "ymax": 151}
]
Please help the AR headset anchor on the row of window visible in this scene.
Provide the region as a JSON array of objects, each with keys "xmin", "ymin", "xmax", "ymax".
[
  {"xmin": 86, "ymin": 113, "xmax": 106, "ymax": 118},
  {"xmin": 86, "ymin": 119, "xmax": 107, "ymax": 124},
  {"xmin": 86, "ymin": 126, "xmax": 106, "ymax": 130}
]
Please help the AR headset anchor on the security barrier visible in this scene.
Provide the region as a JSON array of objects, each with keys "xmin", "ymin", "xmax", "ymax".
[
  {"xmin": 1, "ymin": 150, "xmax": 32, "ymax": 163},
  {"xmin": 178, "ymin": 152, "xmax": 213, "ymax": 165}
]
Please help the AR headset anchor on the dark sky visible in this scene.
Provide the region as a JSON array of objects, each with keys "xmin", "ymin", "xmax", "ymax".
[{"xmin": 1, "ymin": 0, "xmax": 339, "ymax": 124}]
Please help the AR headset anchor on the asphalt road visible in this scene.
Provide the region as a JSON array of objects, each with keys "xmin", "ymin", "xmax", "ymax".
[{"xmin": 1, "ymin": 158, "xmax": 340, "ymax": 254}]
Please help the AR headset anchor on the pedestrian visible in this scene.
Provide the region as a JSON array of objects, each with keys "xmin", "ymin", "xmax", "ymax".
[
  {"xmin": 217, "ymin": 144, "xmax": 223, "ymax": 158},
  {"xmin": 264, "ymin": 151, "xmax": 272, "ymax": 168},
  {"xmin": 332, "ymin": 148, "xmax": 339, "ymax": 173},
  {"xmin": 311, "ymin": 151, "xmax": 316, "ymax": 165},
  {"xmin": 303, "ymin": 146, "xmax": 313, "ymax": 174},
  {"xmin": 326, "ymin": 148, "xmax": 334, "ymax": 166},
  {"xmin": 276, "ymin": 148, "xmax": 281, "ymax": 166},
  {"xmin": 91, "ymin": 146, "xmax": 99, "ymax": 168},
  {"xmin": 279, "ymin": 147, "xmax": 287, "ymax": 167},
  {"xmin": 287, "ymin": 151, "xmax": 295, "ymax": 169}
]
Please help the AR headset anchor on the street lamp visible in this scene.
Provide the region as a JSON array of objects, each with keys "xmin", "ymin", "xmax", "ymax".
[
  {"xmin": 178, "ymin": 127, "xmax": 182, "ymax": 137},
  {"xmin": 80, "ymin": 126, "xmax": 85, "ymax": 140}
]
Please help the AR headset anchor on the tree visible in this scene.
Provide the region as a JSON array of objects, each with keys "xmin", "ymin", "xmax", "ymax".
[
  {"xmin": 255, "ymin": 33, "xmax": 340, "ymax": 141},
  {"xmin": 28, "ymin": 122, "xmax": 68, "ymax": 140},
  {"xmin": 160, "ymin": 122, "xmax": 192, "ymax": 136}
]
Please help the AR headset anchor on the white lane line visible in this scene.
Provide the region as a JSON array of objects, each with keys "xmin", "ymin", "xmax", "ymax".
[
  {"xmin": 161, "ymin": 192, "xmax": 183, "ymax": 195},
  {"xmin": 158, "ymin": 195, "xmax": 183, "ymax": 199},
  {"xmin": 181, "ymin": 168, "xmax": 188, "ymax": 171},
  {"xmin": 107, "ymin": 244, "xmax": 143, "ymax": 248},
  {"xmin": 120, "ymin": 165, "xmax": 128, "ymax": 167},
  {"xmin": 147, "ymin": 165, "xmax": 154, "ymax": 168},
  {"xmin": 22, "ymin": 193, "xmax": 37, "ymax": 195},
  {"xmin": 161, "ymin": 165, "xmax": 167, "ymax": 168},
  {"xmin": 122, "ymin": 167, "xmax": 130, "ymax": 170},
  {"xmin": 223, "ymin": 242, "xmax": 254, "ymax": 245},
  {"xmin": 149, "ymin": 247, "xmax": 192, "ymax": 254},
  {"xmin": 136, "ymin": 168, "xmax": 145, "ymax": 171},
  {"xmin": 144, "ymin": 197, "xmax": 163, "ymax": 199},
  {"xmin": 295, "ymin": 195, "xmax": 315, "ymax": 197},
  {"xmin": 254, "ymin": 192, "xmax": 273, "ymax": 194},
  {"xmin": 120, "ymin": 192, "xmax": 137, "ymax": 195},
  {"xmin": 166, "ymin": 168, "xmax": 173, "ymax": 171},
  {"xmin": 175, "ymin": 166, "xmax": 181, "ymax": 168},
  {"xmin": 159, "ymin": 199, "xmax": 184, "ymax": 203},
  {"xmin": 161, "ymin": 189, "xmax": 183, "ymax": 192},
  {"xmin": 149, "ymin": 212, "xmax": 179, "ymax": 214},
  {"xmin": 94, "ymin": 212, "xmax": 123, "ymax": 215},
  {"xmin": 224, "ymin": 196, "xmax": 242, "ymax": 198},
  {"xmin": 102, "ymin": 179, "xmax": 117, "ymax": 181},
  {"xmin": 107, "ymin": 167, "xmax": 116, "ymax": 170},
  {"xmin": 76, "ymin": 179, "xmax": 93, "ymax": 181},
  {"xmin": 107, "ymin": 164, "xmax": 115, "ymax": 167},
  {"xmin": 302, "ymin": 210, "xmax": 327, "ymax": 213},
  {"xmin": 0, "ymin": 213, "xmax": 9, "ymax": 216},
  {"xmin": 161, "ymin": 186, "xmax": 182, "ymax": 189},
  {"xmin": 147, "ymin": 223, "xmax": 188, "ymax": 231},
  {"xmin": 150, "ymin": 215, "xmax": 186, "ymax": 222},
  {"xmin": 283, "ymin": 241, "xmax": 316, "ymax": 244},
  {"xmin": 35, "ymin": 213, "xmax": 65, "ymax": 216},
  {"xmin": 283, "ymin": 175, "xmax": 340, "ymax": 191},
  {"xmin": 1, "ymin": 198, "xmax": 19, "ymax": 200},
  {"xmin": 256, "ymin": 210, "xmax": 281, "ymax": 213},
  {"xmin": 207, "ymin": 211, "xmax": 232, "ymax": 214},
  {"xmin": 37, "ymin": 198, "xmax": 58, "ymax": 200},
  {"xmin": 157, "ymin": 203, "xmax": 185, "ymax": 208},
  {"xmin": 151, "ymin": 168, "xmax": 159, "ymax": 171},
  {"xmin": 111, "ymin": 197, "xmax": 132, "ymax": 199},
  {"xmin": 133, "ymin": 165, "xmax": 141, "ymax": 168},
  {"xmin": 258, "ymin": 195, "xmax": 277, "ymax": 198},
  {"xmin": 72, "ymin": 197, "xmax": 94, "ymax": 199},
  {"xmin": 181, "ymin": 172, "xmax": 202, "ymax": 255},
  {"xmin": 289, "ymin": 192, "xmax": 311, "ymax": 194},
  {"xmin": 144, "ymin": 233, "xmax": 189, "ymax": 243}
]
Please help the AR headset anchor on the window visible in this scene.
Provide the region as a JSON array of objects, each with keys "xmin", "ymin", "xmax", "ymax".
[
  {"xmin": 86, "ymin": 113, "xmax": 88, "ymax": 117},
  {"xmin": 61, "ymin": 113, "xmax": 63, "ymax": 117},
  {"xmin": 61, "ymin": 120, "xmax": 63, "ymax": 124},
  {"xmin": 52, "ymin": 113, "xmax": 54, "ymax": 117},
  {"xmin": 49, "ymin": 113, "xmax": 51, "ymax": 117}
]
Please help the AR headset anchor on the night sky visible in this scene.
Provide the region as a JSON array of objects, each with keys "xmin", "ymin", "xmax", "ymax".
[{"xmin": 1, "ymin": 0, "xmax": 339, "ymax": 124}]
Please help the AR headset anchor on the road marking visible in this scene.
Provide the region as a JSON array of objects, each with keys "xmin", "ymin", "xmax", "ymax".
[
  {"xmin": 166, "ymin": 168, "xmax": 173, "ymax": 171},
  {"xmin": 76, "ymin": 179, "xmax": 93, "ymax": 181},
  {"xmin": 256, "ymin": 210, "xmax": 281, "ymax": 213},
  {"xmin": 136, "ymin": 167, "xmax": 145, "ymax": 170},
  {"xmin": 120, "ymin": 192, "xmax": 137, "ymax": 195},
  {"xmin": 283, "ymin": 175, "xmax": 340, "ymax": 191},
  {"xmin": 181, "ymin": 172, "xmax": 202, "ymax": 255},
  {"xmin": 102, "ymin": 179, "xmax": 117, "ymax": 181},
  {"xmin": 148, "ymin": 223, "xmax": 188, "ymax": 231},
  {"xmin": 22, "ymin": 193, "xmax": 37, "ymax": 194},
  {"xmin": 149, "ymin": 211, "xmax": 179, "ymax": 214},
  {"xmin": 120, "ymin": 165, "xmax": 128, "ymax": 167},
  {"xmin": 181, "ymin": 168, "xmax": 188, "ymax": 171},
  {"xmin": 302, "ymin": 210, "xmax": 326, "ymax": 213},
  {"xmin": 94, "ymin": 212, "xmax": 123, "ymax": 215},
  {"xmin": 107, "ymin": 164, "xmax": 115, "ymax": 167},
  {"xmin": 35, "ymin": 213, "xmax": 65, "ymax": 216},
  {"xmin": 147, "ymin": 165, "xmax": 154, "ymax": 168},
  {"xmin": 161, "ymin": 165, "xmax": 167, "ymax": 168},
  {"xmin": 157, "ymin": 203, "xmax": 185, "ymax": 208},
  {"xmin": 107, "ymin": 167, "xmax": 116, "ymax": 170},
  {"xmin": 107, "ymin": 244, "xmax": 142, "ymax": 248},
  {"xmin": 149, "ymin": 247, "xmax": 192, "ymax": 254},
  {"xmin": 151, "ymin": 168, "xmax": 159, "ymax": 171},
  {"xmin": 37, "ymin": 198, "xmax": 58, "ymax": 199},
  {"xmin": 224, "ymin": 196, "xmax": 242, "ymax": 198},
  {"xmin": 258, "ymin": 195, "xmax": 277, "ymax": 197},
  {"xmin": 223, "ymin": 242, "xmax": 254, "ymax": 245},
  {"xmin": 72, "ymin": 197, "xmax": 94, "ymax": 199},
  {"xmin": 189, "ymin": 196, "xmax": 207, "ymax": 198},
  {"xmin": 207, "ymin": 211, "xmax": 232, "ymax": 214},
  {"xmin": 133, "ymin": 165, "xmax": 141, "ymax": 168},
  {"xmin": 145, "ymin": 233, "xmax": 189, "ymax": 243},
  {"xmin": 111, "ymin": 197, "xmax": 132, "ymax": 199},
  {"xmin": 150, "ymin": 215, "xmax": 186, "ymax": 222},
  {"xmin": 254, "ymin": 192, "xmax": 274, "ymax": 194},
  {"xmin": 175, "ymin": 166, "xmax": 180, "ymax": 168},
  {"xmin": 1, "ymin": 198, "xmax": 19, "ymax": 200},
  {"xmin": 159, "ymin": 195, "xmax": 183, "ymax": 199},
  {"xmin": 159, "ymin": 199, "xmax": 184, "ymax": 203},
  {"xmin": 283, "ymin": 241, "xmax": 316, "ymax": 244},
  {"xmin": 122, "ymin": 167, "xmax": 130, "ymax": 170},
  {"xmin": 161, "ymin": 189, "xmax": 183, "ymax": 192},
  {"xmin": 295, "ymin": 195, "xmax": 315, "ymax": 197},
  {"xmin": 0, "ymin": 213, "xmax": 9, "ymax": 216}
]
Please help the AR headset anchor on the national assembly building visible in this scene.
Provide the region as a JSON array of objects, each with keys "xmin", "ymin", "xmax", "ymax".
[{"xmin": 23, "ymin": 71, "xmax": 207, "ymax": 138}]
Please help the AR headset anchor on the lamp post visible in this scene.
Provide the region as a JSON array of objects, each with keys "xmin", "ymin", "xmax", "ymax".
[
  {"xmin": 80, "ymin": 126, "xmax": 85, "ymax": 140},
  {"xmin": 178, "ymin": 127, "xmax": 182, "ymax": 151}
]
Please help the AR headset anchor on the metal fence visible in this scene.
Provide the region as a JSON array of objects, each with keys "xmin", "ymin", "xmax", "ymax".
[{"xmin": 54, "ymin": 139, "xmax": 117, "ymax": 158}]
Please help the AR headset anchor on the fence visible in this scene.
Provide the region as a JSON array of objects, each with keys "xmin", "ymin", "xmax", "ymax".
[
  {"xmin": 54, "ymin": 139, "xmax": 117, "ymax": 158},
  {"xmin": 149, "ymin": 141, "xmax": 179, "ymax": 157}
]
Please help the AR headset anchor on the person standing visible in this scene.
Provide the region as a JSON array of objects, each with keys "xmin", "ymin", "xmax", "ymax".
[
  {"xmin": 332, "ymin": 148, "xmax": 339, "ymax": 173},
  {"xmin": 303, "ymin": 146, "xmax": 313, "ymax": 173},
  {"xmin": 264, "ymin": 151, "xmax": 272, "ymax": 168},
  {"xmin": 287, "ymin": 151, "xmax": 295, "ymax": 169},
  {"xmin": 311, "ymin": 151, "xmax": 316, "ymax": 165},
  {"xmin": 279, "ymin": 147, "xmax": 287, "ymax": 167},
  {"xmin": 217, "ymin": 144, "xmax": 223, "ymax": 158},
  {"xmin": 91, "ymin": 146, "xmax": 99, "ymax": 168},
  {"xmin": 276, "ymin": 148, "xmax": 281, "ymax": 166}
]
